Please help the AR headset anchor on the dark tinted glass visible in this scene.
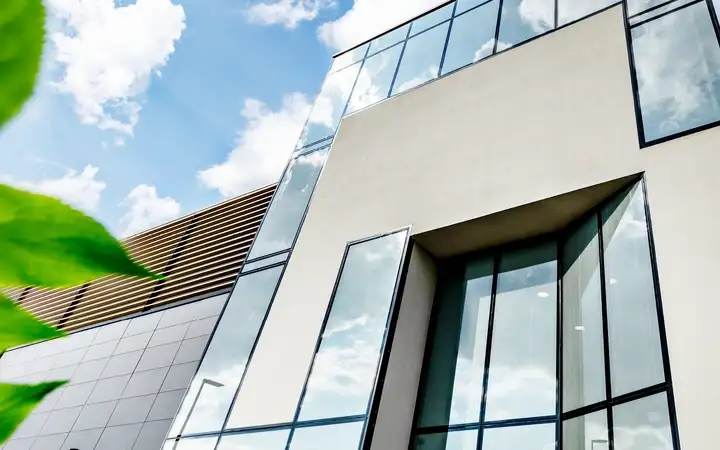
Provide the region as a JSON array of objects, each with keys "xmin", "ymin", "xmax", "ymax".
[
  {"xmin": 485, "ymin": 242, "xmax": 557, "ymax": 421},
  {"xmin": 563, "ymin": 217, "xmax": 606, "ymax": 412}
]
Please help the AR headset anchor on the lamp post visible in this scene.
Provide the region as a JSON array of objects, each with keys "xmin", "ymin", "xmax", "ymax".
[{"xmin": 177, "ymin": 378, "xmax": 225, "ymax": 436}]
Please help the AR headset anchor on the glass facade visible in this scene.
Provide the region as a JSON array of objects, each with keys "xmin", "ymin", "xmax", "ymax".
[
  {"xmin": 166, "ymin": 230, "xmax": 409, "ymax": 448},
  {"xmin": 290, "ymin": 0, "xmax": 720, "ymax": 152},
  {"xmin": 413, "ymin": 181, "xmax": 679, "ymax": 450}
]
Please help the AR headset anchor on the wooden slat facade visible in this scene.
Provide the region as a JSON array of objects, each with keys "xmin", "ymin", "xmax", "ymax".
[{"xmin": 13, "ymin": 183, "xmax": 276, "ymax": 332}]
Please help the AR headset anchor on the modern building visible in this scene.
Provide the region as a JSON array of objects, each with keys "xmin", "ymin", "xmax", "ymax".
[{"xmin": 3, "ymin": 0, "xmax": 720, "ymax": 449}]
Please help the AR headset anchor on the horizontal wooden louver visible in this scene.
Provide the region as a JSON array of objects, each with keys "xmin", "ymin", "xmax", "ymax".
[{"xmin": 15, "ymin": 183, "xmax": 277, "ymax": 332}]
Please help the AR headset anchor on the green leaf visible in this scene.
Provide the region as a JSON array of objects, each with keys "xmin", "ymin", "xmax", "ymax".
[
  {"xmin": 0, "ymin": 294, "xmax": 64, "ymax": 351},
  {"xmin": 0, "ymin": 184, "xmax": 162, "ymax": 288},
  {"xmin": 0, "ymin": 0, "xmax": 45, "ymax": 129},
  {"xmin": 0, "ymin": 381, "xmax": 66, "ymax": 443}
]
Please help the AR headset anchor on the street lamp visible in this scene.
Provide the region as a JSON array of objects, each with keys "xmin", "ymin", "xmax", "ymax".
[{"xmin": 177, "ymin": 378, "xmax": 225, "ymax": 436}]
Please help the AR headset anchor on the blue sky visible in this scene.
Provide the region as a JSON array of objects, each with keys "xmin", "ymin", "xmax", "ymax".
[{"xmin": 0, "ymin": 0, "xmax": 442, "ymax": 236}]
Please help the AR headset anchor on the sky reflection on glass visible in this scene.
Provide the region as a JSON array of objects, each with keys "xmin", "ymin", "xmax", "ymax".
[
  {"xmin": 248, "ymin": 149, "xmax": 329, "ymax": 260},
  {"xmin": 288, "ymin": 421, "xmax": 365, "ymax": 450},
  {"xmin": 558, "ymin": 0, "xmax": 615, "ymax": 26},
  {"xmin": 613, "ymin": 393, "xmax": 673, "ymax": 450},
  {"xmin": 346, "ymin": 44, "xmax": 403, "ymax": 114},
  {"xmin": 563, "ymin": 410, "xmax": 608, "ymax": 450},
  {"xmin": 441, "ymin": 0, "xmax": 500, "ymax": 75},
  {"xmin": 368, "ymin": 24, "xmax": 410, "ymax": 55},
  {"xmin": 631, "ymin": 2, "xmax": 720, "ymax": 142},
  {"xmin": 498, "ymin": 0, "xmax": 555, "ymax": 48},
  {"xmin": 411, "ymin": 4, "xmax": 453, "ymax": 36},
  {"xmin": 602, "ymin": 185, "xmax": 665, "ymax": 397},
  {"xmin": 297, "ymin": 231, "xmax": 407, "ymax": 420},
  {"xmin": 482, "ymin": 423, "xmax": 556, "ymax": 450},
  {"xmin": 217, "ymin": 429, "xmax": 291, "ymax": 450},
  {"xmin": 392, "ymin": 23, "xmax": 449, "ymax": 95},
  {"xmin": 485, "ymin": 242, "xmax": 557, "ymax": 421},
  {"xmin": 169, "ymin": 268, "xmax": 281, "ymax": 436}
]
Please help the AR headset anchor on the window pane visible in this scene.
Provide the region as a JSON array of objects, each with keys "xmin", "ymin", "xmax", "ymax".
[
  {"xmin": 411, "ymin": 4, "xmax": 454, "ymax": 36},
  {"xmin": 218, "ymin": 429, "xmax": 291, "ymax": 450},
  {"xmin": 392, "ymin": 23, "xmax": 450, "ymax": 95},
  {"xmin": 297, "ymin": 231, "xmax": 407, "ymax": 420},
  {"xmin": 346, "ymin": 44, "xmax": 403, "ymax": 115},
  {"xmin": 457, "ymin": 0, "xmax": 494, "ymax": 15},
  {"xmin": 563, "ymin": 410, "xmax": 609, "ymax": 450},
  {"xmin": 631, "ymin": 2, "xmax": 720, "ymax": 142},
  {"xmin": 242, "ymin": 252, "xmax": 289, "ymax": 273},
  {"xmin": 562, "ymin": 217, "xmax": 606, "ymax": 412},
  {"xmin": 558, "ymin": 0, "xmax": 614, "ymax": 26},
  {"xmin": 331, "ymin": 44, "xmax": 369, "ymax": 73},
  {"xmin": 627, "ymin": 0, "xmax": 671, "ymax": 16},
  {"xmin": 288, "ymin": 422, "xmax": 365, "ymax": 450},
  {"xmin": 169, "ymin": 267, "xmax": 283, "ymax": 435},
  {"xmin": 248, "ymin": 149, "xmax": 329, "ymax": 260},
  {"xmin": 485, "ymin": 242, "xmax": 557, "ymax": 421},
  {"xmin": 164, "ymin": 437, "xmax": 218, "ymax": 450},
  {"xmin": 498, "ymin": 0, "xmax": 554, "ymax": 48},
  {"xmin": 613, "ymin": 393, "xmax": 673, "ymax": 450},
  {"xmin": 299, "ymin": 64, "xmax": 361, "ymax": 146},
  {"xmin": 416, "ymin": 257, "xmax": 494, "ymax": 428},
  {"xmin": 602, "ymin": 184, "xmax": 664, "ymax": 396},
  {"xmin": 415, "ymin": 429, "xmax": 479, "ymax": 450},
  {"xmin": 368, "ymin": 24, "xmax": 410, "ymax": 55},
  {"xmin": 482, "ymin": 423, "xmax": 556, "ymax": 449},
  {"xmin": 441, "ymin": 0, "xmax": 500, "ymax": 75}
]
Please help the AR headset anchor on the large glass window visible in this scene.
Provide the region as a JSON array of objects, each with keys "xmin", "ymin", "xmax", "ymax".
[
  {"xmin": 296, "ymin": 231, "xmax": 408, "ymax": 420},
  {"xmin": 413, "ymin": 181, "xmax": 679, "ymax": 450},
  {"xmin": 558, "ymin": 0, "xmax": 615, "ymax": 26},
  {"xmin": 168, "ymin": 266, "xmax": 283, "ymax": 436},
  {"xmin": 441, "ymin": 0, "xmax": 500, "ymax": 75},
  {"xmin": 248, "ymin": 148, "xmax": 329, "ymax": 260},
  {"xmin": 391, "ymin": 22, "xmax": 450, "ymax": 95},
  {"xmin": 630, "ymin": 1, "xmax": 720, "ymax": 143}
]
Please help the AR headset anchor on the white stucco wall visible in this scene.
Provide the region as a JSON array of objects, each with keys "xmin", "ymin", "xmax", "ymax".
[{"xmin": 228, "ymin": 5, "xmax": 720, "ymax": 449}]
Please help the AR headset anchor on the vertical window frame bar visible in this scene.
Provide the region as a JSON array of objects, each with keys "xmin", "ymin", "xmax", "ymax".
[
  {"xmin": 596, "ymin": 211, "xmax": 615, "ymax": 450},
  {"xmin": 640, "ymin": 177, "xmax": 682, "ymax": 450},
  {"xmin": 475, "ymin": 252, "xmax": 501, "ymax": 450},
  {"xmin": 437, "ymin": 0, "xmax": 459, "ymax": 75},
  {"xmin": 386, "ymin": 26, "xmax": 414, "ymax": 97},
  {"xmin": 492, "ymin": 0, "xmax": 504, "ymax": 54},
  {"xmin": 556, "ymin": 240, "xmax": 564, "ymax": 449}
]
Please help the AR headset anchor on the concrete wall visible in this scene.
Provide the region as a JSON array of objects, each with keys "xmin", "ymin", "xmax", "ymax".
[
  {"xmin": 0, "ymin": 295, "xmax": 226, "ymax": 450},
  {"xmin": 224, "ymin": 4, "xmax": 720, "ymax": 449}
]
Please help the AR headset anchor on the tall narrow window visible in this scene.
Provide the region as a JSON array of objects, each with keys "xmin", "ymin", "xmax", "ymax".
[
  {"xmin": 248, "ymin": 148, "xmax": 329, "ymax": 260},
  {"xmin": 485, "ymin": 242, "xmax": 557, "ymax": 421},
  {"xmin": 168, "ymin": 266, "xmax": 283, "ymax": 436}
]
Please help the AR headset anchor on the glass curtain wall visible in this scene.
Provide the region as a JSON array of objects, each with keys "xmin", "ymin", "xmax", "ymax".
[
  {"xmin": 296, "ymin": 0, "xmax": 720, "ymax": 152},
  {"xmin": 167, "ymin": 230, "xmax": 409, "ymax": 449},
  {"xmin": 413, "ymin": 181, "xmax": 679, "ymax": 450}
]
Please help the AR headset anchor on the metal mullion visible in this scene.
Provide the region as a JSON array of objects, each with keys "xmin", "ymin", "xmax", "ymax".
[
  {"xmin": 437, "ymin": 0, "xmax": 458, "ymax": 75},
  {"xmin": 596, "ymin": 211, "xmax": 615, "ymax": 450},
  {"xmin": 492, "ymin": 0, "xmax": 504, "ymax": 53},
  {"xmin": 640, "ymin": 178, "xmax": 681, "ymax": 450},
  {"xmin": 554, "ymin": 0, "xmax": 559, "ymax": 28},
  {"xmin": 386, "ymin": 27, "xmax": 414, "ymax": 97},
  {"xmin": 476, "ymin": 253, "xmax": 501, "ymax": 450},
  {"xmin": 627, "ymin": 0, "xmax": 686, "ymax": 19},
  {"xmin": 705, "ymin": 0, "xmax": 720, "ymax": 54},
  {"xmin": 629, "ymin": 0, "xmax": 703, "ymax": 28},
  {"xmin": 340, "ymin": 58, "xmax": 368, "ymax": 118},
  {"xmin": 556, "ymin": 239, "xmax": 563, "ymax": 449}
]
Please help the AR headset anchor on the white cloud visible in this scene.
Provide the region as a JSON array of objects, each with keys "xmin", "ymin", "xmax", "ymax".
[
  {"xmin": 120, "ymin": 184, "xmax": 181, "ymax": 236},
  {"xmin": 197, "ymin": 93, "xmax": 311, "ymax": 197},
  {"xmin": 247, "ymin": 0, "xmax": 336, "ymax": 28},
  {"xmin": 12, "ymin": 165, "xmax": 107, "ymax": 212},
  {"xmin": 48, "ymin": 0, "xmax": 186, "ymax": 137},
  {"xmin": 317, "ymin": 0, "xmax": 444, "ymax": 51}
]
